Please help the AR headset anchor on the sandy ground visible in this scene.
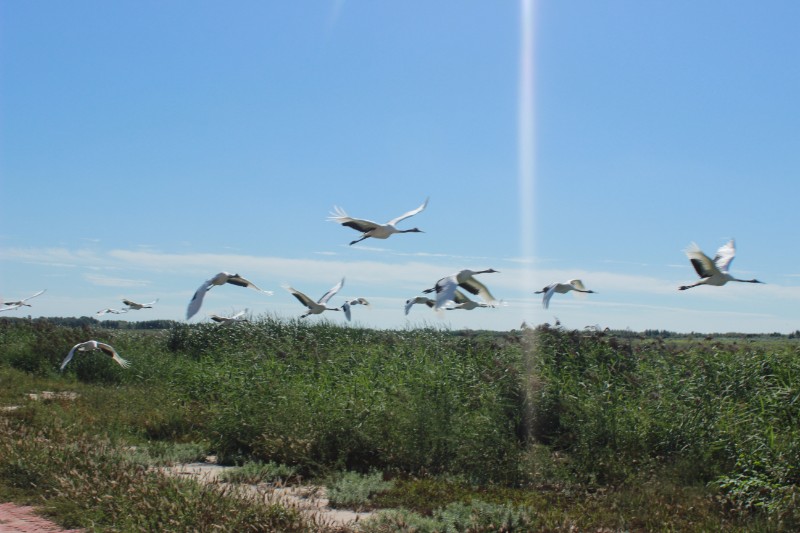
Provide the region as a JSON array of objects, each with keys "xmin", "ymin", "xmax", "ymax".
[
  {"xmin": 0, "ymin": 503, "xmax": 84, "ymax": 533},
  {"xmin": 162, "ymin": 461, "xmax": 374, "ymax": 529},
  {"xmin": 2, "ymin": 391, "xmax": 373, "ymax": 531},
  {"xmin": 0, "ymin": 461, "xmax": 373, "ymax": 532}
]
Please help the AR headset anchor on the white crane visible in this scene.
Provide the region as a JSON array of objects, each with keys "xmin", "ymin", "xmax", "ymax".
[
  {"xmin": 423, "ymin": 268, "xmax": 499, "ymax": 310},
  {"xmin": 122, "ymin": 298, "xmax": 159, "ymax": 310},
  {"xmin": 187, "ymin": 272, "xmax": 272, "ymax": 320},
  {"xmin": 1, "ymin": 289, "xmax": 46, "ymax": 311},
  {"xmin": 96, "ymin": 308, "xmax": 129, "ymax": 316},
  {"xmin": 341, "ymin": 297, "xmax": 370, "ymax": 321},
  {"xmin": 328, "ymin": 197, "xmax": 429, "ymax": 245},
  {"xmin": 284, "ymin": 278, "xmax": 345, "ymax": 318},
  {"xmin": 60, "ymin": 340, "xmax": 130, "ymax": 371},
  {"xmin": 449, "ymin": 289, "xmax": 496, "ymax": 310},
  {"xmin": 535, "ymin": 279, "xmax": 596, "ymax": 309},
  {"xmin": 209, "ymin": 310, "xmax": 248, "ymax": 326},
  {"xmin": 405, "ymin": 289, "xmax": 495, "ymax": 315},
  {"xmin": 679, "ymin": 239, "xmax": 764, "ymax": 290},
  {"xmin": 404, "ymin": 296, "xmax": 436, "ymax": 315}
]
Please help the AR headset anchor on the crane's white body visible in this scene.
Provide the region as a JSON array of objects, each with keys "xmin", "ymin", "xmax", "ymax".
[
  {"xmin": 284, "ymin": 278, "xmax": 345, "ymax": 318},
  {"xmin": 535, "ymin": 279, "xmax": 595, "ymax": 309},
  {"xmin": 329, "ymin": 198, "xmax": 429, "ymax": 245},
  {"xmin": 424, "ymin": 268, "xmax": 499, "ymax": 310},
  {"xmin": 187, "ymin": 272, "xmax": 272, "ymax": 320},
  {"xmin": 60, "ymin": 340, "xmax": 130, "ymax": 371},
  {"xmin": 679, "ymin": 239, "xmax": 763, "ymax": 290}
]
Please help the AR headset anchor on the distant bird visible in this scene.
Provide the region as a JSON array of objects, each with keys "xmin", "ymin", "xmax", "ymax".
[
  {"xmin": 341, "ymin": 297, "xmax": 370, "ymax": 321},
  {"xmin": 423, "ymin": 268, "xmax": 499, "ymax": 310},
  {"xmin": 404, "ymin": 296, "xmax": 436, "ymax": 315},
  {"xmin": 60, "ymin": 340, "xmax": 130, "ymax": 371},
  {"xmin": 122, "ymin": 298, "xmax": 158, "ymax": 310},
  {"xmin": 284, "ymin": 278, "xmax": 345, "ymax": 318},
  {"xmin": 1, "ymin": 289, "xmax": 46, "ymax": 311},
  {"xmin": 679, "ymin": 239, "xmax": 764, "ymax": 291},
  {"xmin": 209, "ymin": 310, "xmax": 248, "ymax": 326},
  {"xmin": 329, "ymin": 197, "xmax": 429, "ymax": 245},
  {"xmin": 535, "ymin": 279, "xmax": 596, "ymax": 309},
  {"xmin": 187, "ymin": 272, "xmax": 272, "ymax": 320},
  {"xmin": 96, "ymin": 308, "xmax": 129, "ymax": 316}
]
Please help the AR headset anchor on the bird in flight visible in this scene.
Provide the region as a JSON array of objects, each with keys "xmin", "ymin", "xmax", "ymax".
[
  {"xmin": 679, "ymin": 239, "xmax": 764, "ymax": 291},
  {"xmin": 404, "ymin": 296, "xmax": 436, "ymax": 315},
  {"xmin": 122, "ymin": 298, "xmax": 158, "ymax": 310},
  {"xmin": 187, "ymin": 272, "xmax": 272, "ymax": 320},
  {"xmin": 535, "ymin": 279, "xmax": 596, "ymax": 309},
  {"xmin": 448, "ymin": 289, "xmax": 497, "ymax": 310},
  {"xmin": 96, "ymin": 308, "xmax": 129, "ymax": 316},
  {"xmin": 406, "ymin": 288, "xmax": 496, "ymax": 315},
  {"xmin": 284, "ymin": 278, "xmax": 345, "ymax": 318},
  {"xmin": 423, "ymin": 268, "xmax": 499, "ymax": 310},
  {"xmin": 341, "ymin": 297, "xmax": 370, "ymax": 321},
  {"xmin": 209, "ymin": 310, "xmax": 248, "ymax": 326},
  {"xmin": 60, "ymin": 340, "xmax": 130, "ymax": 371},
  {"xmin": 1, "ymin": 289, "xmax": 46, "ymax": 312},
  {"xmin": 328, "ymin": 197, "xmax": 429, "ymax": 245}
]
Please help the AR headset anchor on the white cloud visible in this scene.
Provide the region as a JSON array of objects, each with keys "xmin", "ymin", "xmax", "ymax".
[
  {"xmin": 1, "ymin": 245, "xmax": 758, "ymax": 300},
  {"xmin": 4, "ymin": 245, "xmax": 799, "ymax": 333},
  {"xmin": 84, "ymin": 274, "xmax": 151, "ymax": 288}
]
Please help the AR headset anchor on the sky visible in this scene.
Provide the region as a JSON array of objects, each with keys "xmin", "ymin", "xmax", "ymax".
[{"xmin": 2, "ymin": 1, "xmax": 800, "ymax": 334}]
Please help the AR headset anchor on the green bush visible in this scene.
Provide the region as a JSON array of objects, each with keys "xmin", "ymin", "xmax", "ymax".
[
  {"xmin": 360, "ymin": 500, "xmax": 537, "ymax": 532},
  {"xmin": 219, "ymin": 460, "xmax": 300, "ymax": 485},
  {"xmin": 0, "ymin": 418, "xmax": 309, "ymax": 531},
  {"xmin": 326, "ymin": 470, "xmax": 393, "ymax": 510}
]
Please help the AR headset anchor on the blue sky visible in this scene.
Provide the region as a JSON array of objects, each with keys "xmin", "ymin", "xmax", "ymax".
[{"xmin": 2, "ymin": 1, "xmax": 799, "ymax": 333}]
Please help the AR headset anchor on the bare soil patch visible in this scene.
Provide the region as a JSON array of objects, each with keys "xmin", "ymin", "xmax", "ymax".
[
  {"xmin": 0, "ymin": 503, "xmax": 83, "ymax": 533},
  {"xmin": 162, "ymin": 460, "xmax": 374, "ymax": 529}
]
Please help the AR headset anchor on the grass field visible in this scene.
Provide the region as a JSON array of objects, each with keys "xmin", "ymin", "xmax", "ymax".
[{"xmin": 1, "ymin": 316, "xmax": 798, "ymax": 531}]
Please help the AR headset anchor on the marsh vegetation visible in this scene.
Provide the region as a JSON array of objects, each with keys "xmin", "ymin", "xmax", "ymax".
[{"xmin": 1, "ymin": 317, "xmax": 798, "ymax": 531}]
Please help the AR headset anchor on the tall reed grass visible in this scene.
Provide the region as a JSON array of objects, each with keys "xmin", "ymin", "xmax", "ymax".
[{"xmin": 1, "ymin": 316, "xmax": 798, "ymax": 528}]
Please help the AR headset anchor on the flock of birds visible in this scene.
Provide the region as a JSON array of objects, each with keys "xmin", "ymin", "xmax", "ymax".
[{"xmin": 2, "ymin": 198, "xmax": 765, "ymax": 369}]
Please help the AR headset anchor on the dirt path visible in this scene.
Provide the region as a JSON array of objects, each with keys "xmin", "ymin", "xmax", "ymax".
[
  {"xmin": 0, "ymin": 464, "xmax": 372, "ymax": 533},
  {"xmin": 2, "ymin": 392, "xmax": 372, "ymax": 531},
  {"xmin": 0, "ymin": 503, "xmax": 83, "ymax": 533},
  {"xmin": 163, "ymin": 461, "xmax": 374, "ymax": 530},
  {"xmin": 1, "ymin": 392, "xmax": 84, "ymax": 532}
]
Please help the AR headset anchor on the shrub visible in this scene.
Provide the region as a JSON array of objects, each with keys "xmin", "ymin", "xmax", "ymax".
[
  {"xmin": 326, "ymin": 471, "xmax": 393, "ymax": 510},
  {"xmin": 219, "ymin": 461, "xmax": 300, "ymax": 485},
  {"xmin": 0, "ymin": 418, "xmax": 310, "ymax": 531},
  {"xmin": 360, "ymin": 500, "xmax": 537, "ymax": 533}
]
